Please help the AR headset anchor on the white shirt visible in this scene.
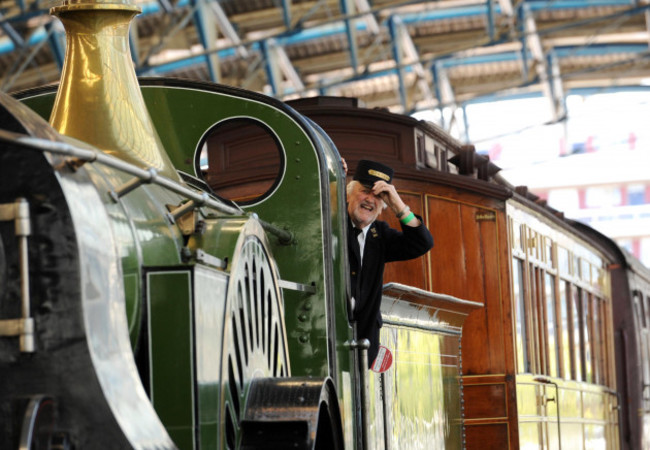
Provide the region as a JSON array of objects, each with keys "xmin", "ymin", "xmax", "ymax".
[
  {"xmin": 351, "ymin": 222, "xmax": 371, "ymax": 313},
  {"xmin": 357, "ymin": 223, "xmax": 371, "ymax": 267}
]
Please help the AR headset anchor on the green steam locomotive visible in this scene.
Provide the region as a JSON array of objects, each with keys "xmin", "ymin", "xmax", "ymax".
[{"xmin": 0, "ymin": 0, "xmax": 474, "ymax": 448}]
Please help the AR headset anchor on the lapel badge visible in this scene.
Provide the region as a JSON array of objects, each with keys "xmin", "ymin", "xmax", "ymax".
[{"xmin": 370, "ymin": 227, "xmax": 378, "ymax": 238}]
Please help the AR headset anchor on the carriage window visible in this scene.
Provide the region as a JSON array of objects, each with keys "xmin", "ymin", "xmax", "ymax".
[
  {"xmin": 640, "ymin": 294, "xmax": 648, "ymax": 328},
  {"xmin": 544, "ymin": 238, "xmax": 553, "ymax": 265},
  {"xmin": 581, "ymin": 260, "xmax": 591, "ymax": 283},
  {"xmin": 531, "ymin": 266, "xmax": 544, "ymax": 374},
  {"xmin": 571, "ymin": 286, "xmax": 583, "ymax": 381},
  {"xmin": 527, "ymin": 229, "xmax": 539, "ymax": 260},
  {"xmin": 440, "ymin": 148, "xmax": 449, "ymax": 172},
  {"xmin": 513, "ymin": 258, "xmax": 530, "ymax": 373},
  {"xmin": 600, "ymin": 300, "xmax": 612, "ymax": 387},
  {"xmin": 591, "ymin": 296, "xmax": 603, "ymax": 385},
  {"xmin": 582, "ymin": 292, "xmax": 593, "ymax": 383},
  {"xmin": 416, "ymin": 134, "xmax": 426, "ymax": 168},
  {"xmin": 197, "ymin": 118, "xmax": 284, "ymax": 205},
  {"xmin": 510, "ymin": 220, "xmax": 521, "ymax": 252},
  {"xmin": 595, "ymin": 267, "xmax": 606, "ymax": 291},
  {"xmin": 571, "ymin": 286, "xmax": 585, "ymax": 381},
  {"xmin": 559, "ymin": 281, "xmax": 571, "ymax": 379},
  {"xmin": 633, "ymin": 293, "xmax": 650, "ymax": 393},
  {"xmin": 558, "ymin": 247, "xmax": 570, "ymax": 275},
  {"xmin": 644, "ymin": 295, "xmax": 650, "ymax": 394},
  {"xmin": 634, "ymin": 293, "xmax": 644, "ymax": 329},
  {"xmin": 545, "ymin": 273, "xmax": 559, "ymax": 378},
  {"xmin": 426, "ymin": 143, "xmax": 440, "ymax": 170}
]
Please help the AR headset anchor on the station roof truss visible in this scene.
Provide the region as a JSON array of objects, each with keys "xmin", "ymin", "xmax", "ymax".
[{"xmin": 1, "ymin": 0, "xmax": 650, "ymax": 134}]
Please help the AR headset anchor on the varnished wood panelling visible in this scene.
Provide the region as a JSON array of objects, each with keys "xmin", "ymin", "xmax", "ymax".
[
  {"xmin": 287, "ymin": 105, "xmax": 418, "ymax": 169},
  {"xmin": 465, "ymin": 423, "xmax": 510, "ymax": 450},
  {"xmin": 326, "ymin": 128, "xmax": 403, "ymax": 162},
  {"xmin": 205, "ymin": 119, "xmax": 282, "ymax": 201},
  {"xmin": 463, "ymin": 383, "xmax": 508, "ymax": 419},
  {"xmin": 425, "ymin": 194, "xmax": 508, "ymax": 375},
  {"xmin": 379, "ymin": 191, "xmax": 428, "ymax": 290},
  {"xmin": 426, "ymin": 196, "xmax": 468, "ymax": 297}
]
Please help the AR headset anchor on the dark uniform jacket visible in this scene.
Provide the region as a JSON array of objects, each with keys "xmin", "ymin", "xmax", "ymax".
[{"xmin": 348, "ymin": 215, "xmax": 433, "ymax": 365}]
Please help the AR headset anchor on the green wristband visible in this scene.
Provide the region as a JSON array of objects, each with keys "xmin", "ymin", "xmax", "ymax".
[{"xmin": 400, "ymin": 212, "xmax": 415, "ymax": 224}]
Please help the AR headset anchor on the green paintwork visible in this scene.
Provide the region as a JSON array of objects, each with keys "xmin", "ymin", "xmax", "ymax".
[
  {"xmin": 137, "ymin": 84, "xmax": 354, "ymax": 382},
  {"xmin": 19, "ymin": 94, "xmax": 52, "ymax": 122},
  {"xmin": 147, "ymin": 270, "xmax": 195, "ymax": 448},
  {"xmin": 192, "ymin": 265, "xmax": 228, "ymax": 449},
  {"xmin": 20, "ymin": 86, "xmax": 353, "ymax": 378},
  {"xmin": 137, "ymin": 84, "xmax": 356, "ymax": 444},
  {"xmin": 80, "ymin": 158, "xmax": 185, "ymax": 346},
  {"xmin": 145, "ymin": 263, "xmax": 231, "ymax": 449}
]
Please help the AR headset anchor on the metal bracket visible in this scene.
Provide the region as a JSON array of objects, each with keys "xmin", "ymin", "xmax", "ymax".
[
  {"xmin": 0, "ymin": 318, "xmax": 34, "ymax": 351},
  {"xmin": 167, "ymin": 195, "xmax": 211, "ymax": 233},
  {"xmin": 195, "ymin": 249, "xmax": 227, "ymax": 270},
  {"xmin": 0, "ymin": 198, "xmax": 35, "ymax": 352},
  {"xmin": 346, "ymin": 338, "xmax": 370, "ymax": 450},
  {"xmin": 534, "ymin": 376, "xmax": 562, "ymax": 449},
  {"xmin": 180, "ymin": 247, "xmax": 228, "ymax": 270},
  {"xmin": 109, "ymin": 167, "xmax": 158, "ymax": 202},
  {"xmin": 277, "ymin": 279, "xmax": 316, "ymax": 294}
]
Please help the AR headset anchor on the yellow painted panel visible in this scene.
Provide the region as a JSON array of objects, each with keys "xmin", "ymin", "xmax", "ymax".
[
  {"xmin": 584, "ymin": 424, "xmax": 607, "ymax": 449},
  {"xmin": 559, "ymin": 423, "xmax": 585, "ymax": 450},
  {"xmin": 516, "ymin": 384, "xmax": 539, "ymax": 416},
  {"xmin": 369, "ymin": 326, "xmax": 463, "ymax": 449},
  {"xmin": 518, "ymin": 422, "xmax": 542, "ymax": 450},
  {"xmin": 558, "ymin": 387, "xmax": 582, "ymax": 419},
  {"xmin": 583, "ymin": 391, "xmax": 606, "ymax": 420}
]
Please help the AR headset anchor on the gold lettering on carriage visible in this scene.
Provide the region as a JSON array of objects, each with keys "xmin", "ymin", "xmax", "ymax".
[{"xmin": 475, "ymin": 212, "xmax": 496, "ymax": 221}]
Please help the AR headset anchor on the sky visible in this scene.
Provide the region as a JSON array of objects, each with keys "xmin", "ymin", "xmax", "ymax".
[
  {"xmin": 413, "ymin": 89, "xmax": 650, "ymax": 177},
  {"xmin": 464, "ymin": 90, "xmax": 650, "ymax": 173}
]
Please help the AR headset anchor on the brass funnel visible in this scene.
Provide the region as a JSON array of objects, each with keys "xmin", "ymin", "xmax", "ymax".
[{"xmin": 49, "ymin": 0, "xmax": 180, "ymax": 181}]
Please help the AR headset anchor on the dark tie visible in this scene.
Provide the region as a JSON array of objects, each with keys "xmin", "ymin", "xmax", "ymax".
[
  {"xmin": 353, "ymin": 227, "xmax": 362, "ymax": 250},
  {"xmin": 353, "ymin": 228, "xmax": 363, "ymax": 263}
]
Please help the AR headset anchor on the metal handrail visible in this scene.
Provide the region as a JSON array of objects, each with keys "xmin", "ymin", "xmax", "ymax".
[{"xmin": 0, "ymin": 129, "xmax": 293, "ymax": 244}]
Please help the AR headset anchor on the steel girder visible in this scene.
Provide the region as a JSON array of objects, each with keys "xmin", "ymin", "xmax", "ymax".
[{"xmin": 0, "ymin": 0, "xmax": 649, "ymax": 131}]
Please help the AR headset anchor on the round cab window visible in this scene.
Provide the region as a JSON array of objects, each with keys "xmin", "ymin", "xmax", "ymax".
[{"xmin": 197, "ymin": 118, "xmax": 284, "ymax": 205}]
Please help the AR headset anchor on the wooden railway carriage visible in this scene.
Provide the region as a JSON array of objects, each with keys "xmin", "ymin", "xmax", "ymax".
[
  {"xmin": 290, "ymin": 96, "xmax": 622, "ymax": 450},
  {"xmin": 613, "ymin": 251, "xmax": 650, "ymax": 450},
  {"xmin": 571, "ymin": 220, "xmax": 650, "ymax": 450},
  {"xmin": 612, "ymin": 248, "xmax": 650, "ymax": 450}
]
